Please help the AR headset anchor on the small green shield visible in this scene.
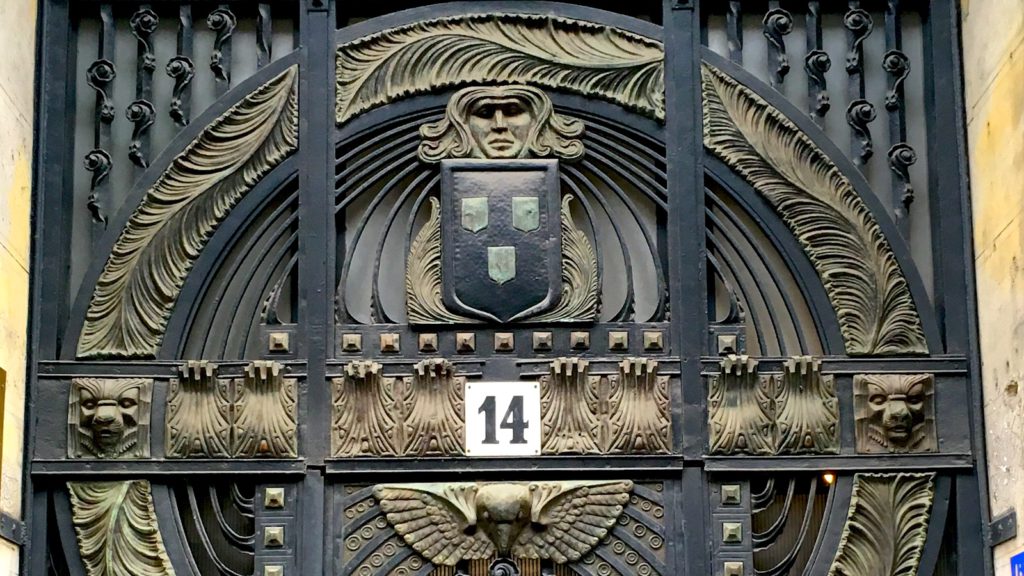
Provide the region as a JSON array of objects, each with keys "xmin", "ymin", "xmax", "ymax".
[
  {"xmin": 461, "ymin": 197, "xmax": 488, "ymax": 233},
  {"xmin": 512, "ymin": 196, "xmax": 540, "ymax": 232},
  {"xmin": 488, "ymin": 246, "xmax": 516, "ymax": 285}
]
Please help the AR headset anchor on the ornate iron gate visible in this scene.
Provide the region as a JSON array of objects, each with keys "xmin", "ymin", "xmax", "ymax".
[{"xmin": 26, "ymin": 1, "xmax": 989, "ymax": 574}]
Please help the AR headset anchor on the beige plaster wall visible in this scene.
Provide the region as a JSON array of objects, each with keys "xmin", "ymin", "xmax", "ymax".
[
  {"xmin": 0, "ymin": 0, "xmax": 35, "ymax": 573},
  {"xmin": 962, "ymin": 0, "xmax": 1024, "ymax": 573}
]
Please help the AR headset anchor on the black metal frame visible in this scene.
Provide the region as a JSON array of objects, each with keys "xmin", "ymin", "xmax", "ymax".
[{"xmin": 23, "ymin": 0, "xmax": 991, "ymax": 574}]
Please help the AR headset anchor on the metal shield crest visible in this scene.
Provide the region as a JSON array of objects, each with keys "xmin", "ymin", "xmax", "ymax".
[{"xmin": 440, "ymin": 159, "xmax": 562, "ymax": 323}]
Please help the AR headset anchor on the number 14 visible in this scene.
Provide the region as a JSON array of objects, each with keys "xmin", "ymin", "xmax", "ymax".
[{"xmin": 478, "ymin": 395, "xmax": 529, "ymax": 444}]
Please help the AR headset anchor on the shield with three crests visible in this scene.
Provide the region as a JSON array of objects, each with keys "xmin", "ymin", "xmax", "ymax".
[{"xmin": 440, "ymin": 159, "xmax": 562, "ymax": 323}]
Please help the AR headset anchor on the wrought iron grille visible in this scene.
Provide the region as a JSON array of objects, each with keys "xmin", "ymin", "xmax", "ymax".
[{"xmin": 26, "ymin": 1, "xmax": 988, "ymax": 575}]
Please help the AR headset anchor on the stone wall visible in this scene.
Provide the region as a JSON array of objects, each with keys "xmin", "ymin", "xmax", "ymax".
[
  {"xmin": 0, "ymin": 1, "xmax": 36, "ymax": 573},
  {"xmin": 962, "ymin": 0, "xmax": 1024, "ymax": 573}
]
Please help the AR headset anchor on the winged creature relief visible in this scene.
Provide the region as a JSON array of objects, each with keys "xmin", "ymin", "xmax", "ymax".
[{"xmin": 373, "ymin": 480, "xmax": 632, "ymax": 567}]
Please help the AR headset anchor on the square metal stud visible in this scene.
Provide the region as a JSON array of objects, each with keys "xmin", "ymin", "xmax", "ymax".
[
  {"xmin": 268, "ymin": 332, "xmax": 290, "ymax": 353},
  {"xmin": 723, "ymin": 561, "xmax": 744, "ymax": 576},
  {"xmin": 533, "ymin": 332, "xmax": 553, "ymax": 351},
  {"xmin": 717, "ymin": 334, "xmax": 738, "ymax": 355},
  {"xmin": 264, "ymin": 566, "xmax": 284, "ymax": 576},
  {"xmin": 643, "ymin": 330, "xmax": 664, "ymax": 351},
  {"xmin": 341, "ymin": 333, "xmax": 362, "ymax": 353},
  {"xmin": 264, "ymin": 487, "xmax": 285, "ymax": 509},
  {"xmin": 456, "ymin": 333, "xmax": 476, "ymax": 353},
  {"xmin": 608, "ymin": 331, "xmax": 629, "ymax": 352},
  {"xmin": 721, "ymin": 484, "xmax": 741, "ymax": 506},
  {"xmin": 418, "ymin": 333, "xmax": 438, "ymax": 353},
  {"xmin": 722, "ymin": 522, "xmax": 743, "ymax": 544},
  {"xmin": 570, "ymin": 331, "xmax": 590, "ymax": 350},
  {"xmin": 264, "ymin": 526, "xmax": 285, "ymax": 547},
  {"xmin": 494, "ymin": 333, "xmax": 515, "ymax": 352},
  {"xmin": 380, "ymin": 333, "xmax": 400, "ymax": 353}
]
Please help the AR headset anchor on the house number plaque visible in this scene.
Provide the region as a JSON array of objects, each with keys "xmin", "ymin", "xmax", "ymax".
[{"xmin": 464, "ymin": 381, "xmax": 541, "ymax": 456}]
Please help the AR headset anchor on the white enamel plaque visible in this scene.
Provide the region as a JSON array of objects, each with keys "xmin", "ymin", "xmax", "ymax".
[{"xmin": 464, "ymin": 381, "xmax": 541, "ymax": 457}]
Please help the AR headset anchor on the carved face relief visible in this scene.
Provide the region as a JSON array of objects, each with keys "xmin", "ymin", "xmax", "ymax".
[
  {"xmin": 418, "ymin": 85, "xmax": 584, "ymax": 162},
  {"xmin": 467, "ymin": 96, "xmax": 535, "ymax": 159},
  {"xmin": 854, "ymin": 374, "xmax": 936, "ymax": 454},
  {"xmin": 69, "ymin": 378, "xmax": 152, "ymax": 458}
]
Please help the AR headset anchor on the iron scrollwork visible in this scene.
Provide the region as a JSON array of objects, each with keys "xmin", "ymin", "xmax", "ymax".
[
  {"xmin": 77, "ymin": 66, "xmax": 299, "ymax": 359},
  {"xmin": 888, "ymin": 142, "xmax": 918, "ymax": 212},
  {"xmin": 804, "ymin": 49, "xmax": 832, "ymax": 118},
  {"xmin": 207, "ymin": 7, "xmax": 237, "ymax": 85},
  {"xmin": 166, "ymin": 56, "xmax": 195, "ymax": 126},
  {"xmin": 846, "ymin": 99, "xmax": 877, "ymax": 165},
  {"xmin": 762, "ymin": 8, "xmax": 793, "ymax": 88},
  {"xmin": 125, "ymin": 100, "xmax": 156, "ymax": 168}
]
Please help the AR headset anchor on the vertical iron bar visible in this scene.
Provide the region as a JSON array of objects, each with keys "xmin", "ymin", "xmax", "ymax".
[
  {"xmin": 763, "ymin": 0, "xmax": 793, "ymax": 89},
  {"xmin": 924, "ymin": 0, "xmax": 991, "ymax": 570},
  {"xmin": 168, "ymin": 4, "xmax": 194, "ymax": 126},
  {"xmin": 844, "ymin": 0, "xmax": 875, "ymax": 166},
  {"xmin": 299, "ymin": 0, "xmax": 333, "ymax": 464},
  {"xmin": 128, "ymin": 4, "xmax": 158, "ymax": 171},
  {"xmin": 297, "ymin": 3, "xmax": 331, "ymax": 575},
  {"xmin": 726, "ymin": 1, "xmax": 742, "ymax": 64},
  {"xmin": 804, "ymin": 1, "xmax": 831, "ymax": 125},
  {"xmin": 665, "ymin": 0, "xmax": 707, "ymax": 572},
  {"xmin": 84, "ymin": 4, "xmax": 116, "ymax": 241},
  {"xmin": 257, "ymin": 3, "xmax": 273, "ymax": 69},
  {"xmin": 884, "ymin": 0, "xmax": 915, "ymax": 239},
  {"xmin": 208, "ymin": 4, "xmax": 236, "ymax": 96},
  {"xmin": 25, "ymin": 0, "xmax": 76, "ymax": 567}
]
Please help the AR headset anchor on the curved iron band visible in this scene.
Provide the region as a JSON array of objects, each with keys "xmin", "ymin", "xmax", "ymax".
[
  {"xmin": 64, "ymin": 53, "xmax": 302, "ymax": 361},
  {"xmin": 708, "ymin": 191, "xmax": 819, "ymax": 355},
  {"xmin": 707, "ymin": 192, "xmax": 815, "ymax": 356},
  {"xmin": 707, "ymin": 202, "xmax": 801, "ymax": 356},
  {"xmin": 186, "ymin": 186, "xmax": 298, "ymax": 358},
  {"xmin": 163, "ymin": 163, "xmax": 298, "ymax": 360},
  {"xmin": 917, "ymin": 475, "xmax": 953, "ymax": 576},
  {"xmin": 801, "ymin": 474, "xmax": 854, "ymax": 576},
  {"xmin": 706, "ymin": 219, "xmax": 776, "ymax": 355},
  {"xmin": 52, "ymin": 489, "xmax": 87, "ymax": 576},
  {"xmin": 706, "ymin": 159, "xmax": 845, "ymax": 355}
]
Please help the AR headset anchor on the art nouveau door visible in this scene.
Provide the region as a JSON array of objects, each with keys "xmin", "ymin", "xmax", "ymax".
[{"xmin": 28, "ymin": 1, "xmax": 987, "ymax": 575}]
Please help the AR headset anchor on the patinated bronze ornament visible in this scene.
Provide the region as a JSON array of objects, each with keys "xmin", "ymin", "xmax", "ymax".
[
  {"xmin": 68, "ymin": 480, "xmax": 175, "ymax": 576},
  {"xmin": 69, "ymin": 377, "xmax": 152, "ymax": 459},
  {"xmin": 828, "ymin": 473, "xmax": 935, "ymax": 575},
  {"xmin": 418, "ymin": 85, "xmax": 584, "ymax": 163},
  {"xmin": 708, "ymin": 355, "xmax": 839, "ymax": 455},
  {"xmin": 373, "ymin": 480, "xmax": 633, "ymax": 564},
  {"xmin": 408, "ymin": 85, "xmax": 598, "ymax": 324},
  {"xmin": 854, "ymin": 373, "xmax": 936, "ymax": 453}
]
